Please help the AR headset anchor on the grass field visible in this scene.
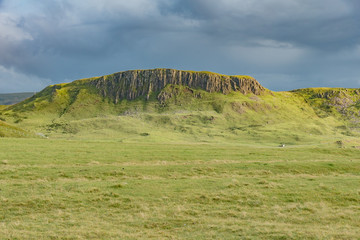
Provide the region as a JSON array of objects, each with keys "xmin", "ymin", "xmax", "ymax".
[{"xmin": 1, "ymin": 138, "xmax": 359, "ymax": 239}]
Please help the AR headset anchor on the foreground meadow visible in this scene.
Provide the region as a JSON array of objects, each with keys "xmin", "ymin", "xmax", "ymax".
[{"xmin": 0, "ymin": 138, "xmax": 359, "ymax": 239}]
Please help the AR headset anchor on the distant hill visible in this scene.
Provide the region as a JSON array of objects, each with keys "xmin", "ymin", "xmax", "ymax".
[
  {"xmin": 0, "ymin": 92, "xmax": 35, "ymax": 105},
  {"xmin": 1, "ymin": 69, "xmax": 359, "ymax": 144}
]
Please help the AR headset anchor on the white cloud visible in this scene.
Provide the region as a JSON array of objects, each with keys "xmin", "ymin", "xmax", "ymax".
[{"xmin": 0, "ymin": 13, "xmax": 33, "ymax": 42}]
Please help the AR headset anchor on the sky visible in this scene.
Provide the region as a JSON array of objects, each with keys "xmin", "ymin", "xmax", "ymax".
[{"xmin": 0, "ymin": 0, "xmax": 360, "ymax": 93}]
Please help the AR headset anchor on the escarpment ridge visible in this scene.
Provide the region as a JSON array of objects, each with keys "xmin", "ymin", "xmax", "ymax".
[
  {"xmin": 2, "ymin": 68, "xmax": 360, "ymax": 141},
  {"xmin": 5, "ymin": 69, "xmax": 267, "ymax": 113},
  {"xmin": 83, "ymin": 69, "xmax": 266, "ymax": 102}
]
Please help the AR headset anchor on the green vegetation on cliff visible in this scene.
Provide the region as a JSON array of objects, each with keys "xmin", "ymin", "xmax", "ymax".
[{"xmin": 293, "ymin": 88, "xmax": 360, "ymax": 128}]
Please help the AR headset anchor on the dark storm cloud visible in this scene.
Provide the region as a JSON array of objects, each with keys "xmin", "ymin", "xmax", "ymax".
[
  {"xmin": 173, "ymin": 0, "xmax": 360, "ymax": 50},
  {"xmin": 0, "ymin": 0, "xmax": 359, "ymax": 93}
]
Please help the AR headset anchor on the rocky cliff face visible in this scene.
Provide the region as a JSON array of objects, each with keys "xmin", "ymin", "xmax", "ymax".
[{"xmin": 86, "ymin": 69, "xmax": 266, "ymax": 102}]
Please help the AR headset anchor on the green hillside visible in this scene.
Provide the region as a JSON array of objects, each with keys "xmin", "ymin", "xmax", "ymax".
[
  {"xmin": 0, "ymin": 69, "xmax": 359, "ymax": 146},
  {"xmin": 293, "ymin": 88, "xmax": 360, "ymax": 128},
  {"xmin": 0, "ymin": 92, "xmax": 35, "ymax": 105},
  {"xmin": 0, "ymin": 120, "xmax": 33, "ymax": 138}
]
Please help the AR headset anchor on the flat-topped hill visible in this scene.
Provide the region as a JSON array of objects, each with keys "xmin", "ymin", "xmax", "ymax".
[{"xmin": 0, "ymin": 69, "xmax": 359, "ymax": 145}]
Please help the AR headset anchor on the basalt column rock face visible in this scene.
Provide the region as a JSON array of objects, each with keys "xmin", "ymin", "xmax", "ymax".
[{"xmin": 87, "ymin": 69, "xmax": 266, "ymax": 102}]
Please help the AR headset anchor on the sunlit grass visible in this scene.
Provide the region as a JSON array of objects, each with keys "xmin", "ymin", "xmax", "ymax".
[{"xmin": 0, "ymin": 138, "xmax": 359, "ymax": 239}]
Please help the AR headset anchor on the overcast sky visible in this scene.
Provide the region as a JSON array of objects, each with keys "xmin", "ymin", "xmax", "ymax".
[{"xmin": 0, "ymin": 0, "xmax": 360, "ymax": 93}]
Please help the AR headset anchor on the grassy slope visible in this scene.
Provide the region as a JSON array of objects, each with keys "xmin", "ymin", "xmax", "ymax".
[
  {"xmin": 1, "ymin": 82, "xmax": 359, "ymax": 147},
  {"xmin": 0, "ymin": 138, "xmax": 359, "ymax": 239},
  {"xmin": 0, "ymin": 120, "xmax": 33, "ymax": 138},
  {"xmin": 293, "ymin": 88, "xmax": 360, "ymax": 129}
]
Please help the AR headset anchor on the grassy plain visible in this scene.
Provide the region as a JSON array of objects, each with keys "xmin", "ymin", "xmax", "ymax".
[{"xmin": 1, "ymin": 138, "xmax": 359, "ymax": 239}]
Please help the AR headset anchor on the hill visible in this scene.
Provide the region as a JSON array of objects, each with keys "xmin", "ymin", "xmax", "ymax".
[
  {"xmin": 1, "ymin": 69, "xmax": 359, "ymax": 145},
  {"xmin": 0, "ymin": 92, "xmax": 35, "ymax": 105},
  {"xmin": 292, "ymin": 88, "xmax": 360, "ymax": 128}
]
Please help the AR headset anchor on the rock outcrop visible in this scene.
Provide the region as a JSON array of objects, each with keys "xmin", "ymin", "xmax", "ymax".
[{"xmin": 86, "ymin": 69, "xmax": 265, "ymax": 102}]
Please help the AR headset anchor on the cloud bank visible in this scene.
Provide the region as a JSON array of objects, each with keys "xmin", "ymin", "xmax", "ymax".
[{"xmin": 0, "ymin": 0, "xmax": 359, "ymax": 92}]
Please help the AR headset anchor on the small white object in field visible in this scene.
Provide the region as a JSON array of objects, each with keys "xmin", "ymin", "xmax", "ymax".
[{"xmin": 36, "ymin": 132, "xmax": 48, "ymax": 138}]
